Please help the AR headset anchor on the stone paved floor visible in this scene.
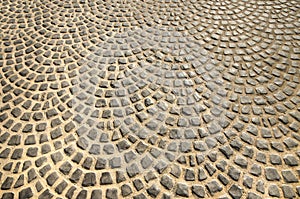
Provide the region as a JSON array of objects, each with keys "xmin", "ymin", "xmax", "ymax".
[{"xmin": 0, "ymin": 0, "xmax": 300, "ymax": 198}]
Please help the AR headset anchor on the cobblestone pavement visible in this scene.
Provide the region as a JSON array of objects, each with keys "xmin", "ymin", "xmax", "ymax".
[{"xmin": 0, "ymin": 0, "xmax": 300, "ymax": 198}]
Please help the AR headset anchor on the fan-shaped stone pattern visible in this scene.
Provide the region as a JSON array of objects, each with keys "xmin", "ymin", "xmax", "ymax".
[
  {"xmin": 0, "ymin": 0, "xmax": 299, "ymax": 198},
  {"xmin": 69, "ymin": 27, "xmax": 233, "ymax": 197}
]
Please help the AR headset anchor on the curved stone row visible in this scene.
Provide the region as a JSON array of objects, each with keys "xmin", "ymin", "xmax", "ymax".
[{"xmin": 0, "ymin": 0, "xmax": 299, "ymax": 199}]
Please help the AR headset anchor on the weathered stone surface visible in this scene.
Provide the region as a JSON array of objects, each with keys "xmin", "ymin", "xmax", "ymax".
[
  {"xmin": 100, "ymin": 172, "xmax": 113, "ymax": 185},
  {"xmin": 176, "ymin": 183, "xmax": 189, "ymax": 197},
  {"xmin": 133, "ymin": 179, "xmax": 144, "ymax": 191},
  {"xmin": 0, "ymin": 1, "xmax": 299, "ymax": 198},
  {"xmin": 160, "ymin": 175, "xmax": 173, "ymax": 190},
  {"xmin": 126, "ymin": 163, "xmax": 140, "ymax": 178},
  {"xmin": 282, "ymin": 170, "xmax": 298, "ymax": 183},
  {"xmin": 106, "ymin": 188, "xmax": 117, "ymax": 199},
  {"xmin": 91, "ymin": 190, "xmax": 102, "ymax": 199},
  {"xmin": 147, "ymin": 184, "xmax": 160, "ymax": 198},
  {"xmin": 192, "ymin": 185, "xmax": 205, "ymax": 198},
  {"xmin": 82, "ymin": 173, "xmax": 96, "ymax": 187},
  {"xmin": 19, "ymin": 187, "xmax": 33, "ymax": 198},
  {"xmin": 229, "ymin": 184, "xmax": 243, "ymax": 199},
  {"xmin": 121, "ymin": 184, "xmax": 132, "ymax": 197},
  {"xmin": 282, "ymin": 185, "xmax": 296, "ymax": 198},
  {"xmin": 206, "ymin": 180, "xmax": 222, "ymax": 195},
  {"xmin": 228, "ymin": 166, "xmax": 241, "ymax": 181},
  {"xmin": 265, "ymin": 167, "xmax": 281, "ymax": 181},
  {"xmin": 268, "ymin": 184, "xmax": 280, "ymax": 197}
]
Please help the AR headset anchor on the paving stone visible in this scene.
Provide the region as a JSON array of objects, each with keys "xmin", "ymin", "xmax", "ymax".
[
  {"xmin": 46, "ymin": 172, "xmax": 59, "ymax": 186},
  {"xmin": 147, "ymin": 184, "xmax": 160, "ymax": 198},
  {"xmin": 219, "ymin": 145, "xmax": 233, "ymax": 159},
  {"xmin": 91, "ymin": 190, "xmax": 102, "ymax": 199},
  {"xmin": 283, "ymin": 155, "xmax": 299, "ymax": 166},
  {"xmin": 19, "ymin": 187, "xmax": 33, "ymax": 198},
  {"xmin": 247, "ymin": 192, "xmax": 262, "ymax": 199},
  {"xmin": 117, "ymin": 140, "xmax": 130, "ymax": 152},
  {"xmin": 1, "ymin": 1, "xmax": 299, "ymax": 198},
  {"xmin": 38, "ymin": 189, "xmax": 53, "ymax": 199},
  {"xmin": 51, "ymin": 152, "xmax": 63, "ymax": 164},
  {"xmin": 228, "ymin": 184, "xmax": 243, "ymax": 199},
  {"xmin": 133, "ymin": 193, "xmax": 147, "ymax": 199},
  {"xmin": 66, "ymin": 186, "xmax": 76, "ymax": 199},
  {"xmin": 198, "ymin": 168, "xmax": 207, "ymax": 181},
  {"xmin": 256, "ymin": 180, "xmax": 265, "ymax": 194},
  {"xmin": 218, "ymin": 174, "xmax": 229, "ymax": 186},
  {"xmin": 109, "ymin": 157, "xmax": 121, "ymax": 168},
  {"xmin": 256, "ymin": 152, "xmax": 266, "ymax": 164},
  {"xmin": 14, "ymin": 174, "xmax": 24, "ymax": 188},
  {"xmin": 89, "ymin": 144, "xmax": 100, "ymax": 155},
  {"xmin": 192, "ymin": 185, "xmax": 205, "ymax": 198},
  {"xmin": 126, "ymin": 163, "xmax": 140, "ymax": 178},
  {"xmin": 205, "ymin": 163, "xmax": 216, "ymax": 176},
  {"xmin": 228, "ymin": 166, "xmax": 241, "ymax": 181},
  {"xmin": 133, "ymin": 179, "xmax": 144, "ymax": 191},
  {"xmin": 55, "ymin": 181, "xmax": 67, "ymax": 194},
  {"xmin": 106, "ymin": 188, "xmax": 117, "ymax": 199},
  {"xmin": 230, "ymin": 138, "xmax": 243, "ymax": 151},
  {"xmin": 124, "ymin": 151, "xmax": 137, "ymax": 163},
  {"xmin": 27, "ymin": 168, "xmax": 37, "ymax": 183},
  {"xmin": 242, "ymin": 175, "xmax": 253, "ymax": 189},
  {"xmin": 2, "ymin": 193, "xmax": 14, "ymax": 199},
  {"xmin": 282, "ymin": 185, "xmax": 296, "ymax": 198},
  {"xmin": 270, "ymin": 154, "xmax": 282, "ymax": 165},
  {"xmin": 160, "ymin": 175, "xmax": 174, "ymax": 190},
  {"xmin": 268, "ymin": 184, "xmax": 280, "ymax": 197},
  {"xmin": 116, "ymin": 171, "xmax": 126, "ymax": 183},
  {"xmin": 206, "ymin": 180, "xmax": 222, "ymax": 195},
  {"xmin": 234, "ymin": 156, "xmax": 248, "ymax": 168},
  {"xmin": 95, "ymin": 158, "xmax": 106, "ymax": 170},
  {"xmin": 76, "ymin": 190, "xmax": 87, "ymax": 199},
  {"xmin": 82, "ymin": 173, "xmax": 96, "ymax": 187},
  {"xmin": 121, "ymin": 184, "xmax": 132, "ymax": 197},
  {"xmin": 11, "ymin": 148, "xmax": 23, "ymax": 159},
  {"xmin": 296, "ymin": 186, "xmax": 300, "ymax": 197},
  {"xmin": 161, "ymin": 193, "xmax": 171, "ymax": 199},
  {"xmin": 141, "ymin": 155, "xmax": 152, "ymax": 169},
  {"xmin": 184, "ymin": 168, "xmax": 195, "ymax": 181},
  {"xmin": 283, "ymin": 138, "xmax": 298, "ymax": 149},
  {"xmin": 176, "ymin": 183, "xmax": 189, "ymax": 197},
  {"xmin": 70, "ymin": 169, "xmax": 83, "ymax": 183},
  {"xmin": 281, "ymin": 170, "xmax": 298, "ymax": 183},
  {"xmin": 100, "ymin": 172, "xmax": 113, "ymax": 185},
  {"xmin": 265, "ymin": 167, "xmax": 281, "ymax": 181},
  {"xmin": 1, "ymin": 177, "xmax": 13, "ymax": 190},
  {"xmin": 144, "ymin": 171, "xmax": 157, "ymax": 183},
  {"xmin": 59, "ymin": 162, "xmax": 72, "ymax": 175},
  {"xmin": 155, "ymin": 161, "xmax": 168, "ymax": 174}
]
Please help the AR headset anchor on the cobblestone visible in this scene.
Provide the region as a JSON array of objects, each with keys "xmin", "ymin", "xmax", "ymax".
[
  {"xmin": 175, "ymin": 183, "xmax": 189, "ymax": 197},
  {"xmin": 0, "ymin": 0, "xmax": 299, "ymax": 198},
  {"xmin": 206, "ymin": 180, "xmax": 223, "ymax": 195},
  {"xmin": 229, "ymin": 184, "xmax": 243, "ymax": 199},
  {"xmin": 282, "ymin": 185, "xmax": 296, "ymax": 198}
]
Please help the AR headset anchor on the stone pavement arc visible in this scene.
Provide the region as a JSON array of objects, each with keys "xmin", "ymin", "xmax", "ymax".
[{"xmin": 0, "ymin": 0, "xmax": 299, "ymax": 199}]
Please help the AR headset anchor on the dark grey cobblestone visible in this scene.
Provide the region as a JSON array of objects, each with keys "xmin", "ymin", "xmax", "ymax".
[{"xmin": 0, "ymin": 0, "xmax": 299, "ymax": 198}]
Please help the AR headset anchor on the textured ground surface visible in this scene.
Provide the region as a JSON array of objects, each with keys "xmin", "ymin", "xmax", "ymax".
[{"xmin": 0, "ymin": 0, "xmax": 300, "ymax": 198}]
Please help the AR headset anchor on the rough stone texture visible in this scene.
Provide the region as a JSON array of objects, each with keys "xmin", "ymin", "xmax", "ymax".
[
  {"xmin": 229, "ymin": 184, "xmax": 243, "ymax": 199},
  {"xmin": 175, "ymin": 183, "xmax": 189, "ymax": 197},
  {"xmin": 192, "ymin": 185, "xmax": 205, "ymax": 198},
  {"xmin": 0, "ymin": 0, "xmax": 299, "ymax": 198}
]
